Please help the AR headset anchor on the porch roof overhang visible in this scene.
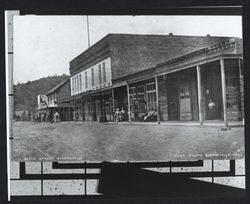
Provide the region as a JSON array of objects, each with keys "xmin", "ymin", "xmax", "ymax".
[{"xmin": 58, "ymin": 84, "xmax": 118, "ymax": 103}]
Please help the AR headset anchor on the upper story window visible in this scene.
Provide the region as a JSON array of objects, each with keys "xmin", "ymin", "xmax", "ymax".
[
  {"xmin": 74, "ymin": 76, "xmax": 77, "ymax": 93},
  {"xmin": 79, "ymin": 74, "xmax": 82, "ymax": 91},
  {"xmin": 72, "ymin": 78, "xmax": 75, "ymax": 94},
  {"xmin": 91, "ymin": 68, "xmax": 94, "ymax": 86},
  {"xmin": 98, "ymin": 64, "xmax": 102, "ymax": 84},
  {"xmin": 85, "ymin": 71, "xmax": 88, "ymax": 89},
  {"xmin": 77, "ymin": 75, "xmax": 80, "ymax": 92},
  {"xmin": 102, "ymin": 62, "xmax": 106, "ymax": 83},
  {"xmin": 76, "ymin": 75, "xmax": 79, "ymax": 93}
]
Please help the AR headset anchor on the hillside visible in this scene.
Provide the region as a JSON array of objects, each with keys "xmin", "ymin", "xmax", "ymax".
[{"xmin": 14, "ymin": 74, "xmax": 69, "ymax": 115}]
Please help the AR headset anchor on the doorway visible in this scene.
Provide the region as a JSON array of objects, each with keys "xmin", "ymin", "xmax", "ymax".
[
  {"xmin": 167, "ymin": 82, "xmax": 179, "ymax": 120},
  {"xmin": 202, "ymin": 62, "xmax": 223, "ymax": 120}
]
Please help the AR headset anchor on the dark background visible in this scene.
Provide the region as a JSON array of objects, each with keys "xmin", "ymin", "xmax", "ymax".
[{"xmin": 0, "ymin": 0, "xmax": 249, "ymax": 204}]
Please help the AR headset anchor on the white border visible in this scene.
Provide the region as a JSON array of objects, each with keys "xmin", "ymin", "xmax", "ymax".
[{"xmin": 5, "ymin": 10, "xmax": 10, "ymax": 201}]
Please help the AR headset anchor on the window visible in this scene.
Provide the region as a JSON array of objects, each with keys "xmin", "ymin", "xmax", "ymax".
[
  {"xmin": 146, "ymin": 82, "xmax": 157, "ymax": 111},
  {"xmin": 147, "ymin": 92, "xmax": 157, "ymax": 111},
  {"xmin": 78, "ymin": 75, "xmax": 80, "ymax": 92},
  {"xmin": 129, "ymin": 87, "xmax": 136, "ymax": 95},
  {"xmin": 102, "ymin": 62, "xmax": 106, "ymax": 83},
  {"xmin": 137, "ymin": 86, "xmax": 145, "ymax": 101},
  {"xmin": 76, "ymin": 75, "xmax": 79, "ymax": 93},
  {"xmin": 72, "ymin": 78, "xmax": 74, "ymax": 94},
  {"xmin": 98, "ymin": 64, "xmax": 102, "ymax": 84},
  {"xmin": 74, "ymin": 76, "xmax": 77, "ymax": 94},
  {"xmin": 79, "ymin": 74, "xmax": 82, "ymax": 91},
  {"xmin": 146, "ymin": 82, "xmax": 156, "ymax": 91},
  {"xmin": 85, "ymin": 71, "xmax": 88, "ymax": 89},
  {"xmin": 91, "ymin": 68, "xmax": 94, "ymax": 86}
]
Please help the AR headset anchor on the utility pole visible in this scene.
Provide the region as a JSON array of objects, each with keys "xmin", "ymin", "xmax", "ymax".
[{"xmin": 87, "ymin": 16, "xmax": 90, "ymax": 48}]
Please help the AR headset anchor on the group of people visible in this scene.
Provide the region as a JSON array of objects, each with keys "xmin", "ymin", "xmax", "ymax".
[
  {"xmin": 34, "ymin": 111, "xmax": 60, "ymax": 123},
  {"xmin": 114, "ymin": 107, "xmax": 158, "ymax": 122},
  {"xmin": 114, "ymin": 107, "xmax": 127, "ymax": 122},
  {"xmin": 143, "ymin": 108, "xmax": 158, "ymax": 121}
]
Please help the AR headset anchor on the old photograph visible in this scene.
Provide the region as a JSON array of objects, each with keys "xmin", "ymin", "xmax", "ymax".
[
  {"xmin": 5, "ymin": 9, "xmax": 246, "ymax": 199},
  {"xmin": 8, "ymin": 14, "xmax": 244, "ymax": 162}
]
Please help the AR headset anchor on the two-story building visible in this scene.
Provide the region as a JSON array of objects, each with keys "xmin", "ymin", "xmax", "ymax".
[
  {"xmin": 46, "ymin": 78, "xmax": 73, "ymax": 121},
  {"xmin": 59, "ymin": 34, "xmax": 243, "ymax": 126},
  {"xmin": 37, "ymin": 78, "xmax": 73, "ymax": 122},
  {"xmin": 37, "ymin": 94, "xmax": 49, "ymax": 121}
]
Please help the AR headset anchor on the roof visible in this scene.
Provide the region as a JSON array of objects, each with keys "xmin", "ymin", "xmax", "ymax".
[
  {"xmin": 47, "ymin": 77, "xmax": 70, "ymax": 95},
  {"xmin": 112, "ymin": 38, "xmax": 242, "ymax": 84},
  {"xmin": 69, "ymin": 33, "xmax": 239, "ymax": 78}
]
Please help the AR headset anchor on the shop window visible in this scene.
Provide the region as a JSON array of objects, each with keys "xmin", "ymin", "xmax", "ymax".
[
  {"xmin": 146, "ymin": 82, "xmax": 156, "ymax": 91},
  {"xmin": 129, "ymin": 87, "xmax": 136, "ymax": 95},
  {"xmin": 146, "ymin": 82, "xmax": 157, "ymax": 111},
  {"xmin": 147, "ymin": 92, "xmax": 157, "ymax": 111},
  {"xmin": 137, "ymin": 86, "xmax": 145, "ymax": 101}
]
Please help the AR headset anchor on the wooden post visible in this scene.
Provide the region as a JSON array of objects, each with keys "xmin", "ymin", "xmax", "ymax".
[
  {"xmin": 238, "ymin": 58, "xmax": 243, "ymax": 122},
  {"xmin": 86, "ymin": 96, "xmax": 89, "ymax": 122},
  {"xmin": 155, "ymin": 76, "xmax": 160, "ymax": 124},
  {"xmin": 220, "ymin": 58, "xmax": 228, "ymax": 127},
  {"xmin": 127, "ymin": 83, "xmax": 132, "ymax": 123},
  {"xmin": 111, "ymin": 88, "xmax": 115, "ymax": 122},
  {"xmin": 196, "ymin": 65, "xmax": 203, "ymax": 125},
  {"xmin": 90, "ymin": 95, "xmax": 93, "ymax": 123}
]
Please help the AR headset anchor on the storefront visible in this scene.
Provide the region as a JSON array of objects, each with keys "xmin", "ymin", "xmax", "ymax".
[
  {"xmin": 128, "ymin": 78, "xmax": 157, "ymax": 121},
  {"xmin": 66, "ymin": 37, "xmax": 243, "ymax": 126},
  {"xmin": 158, "ymin": 68, "xmax": 199, "ymax": 121},
  {"xmin": 91, "ymin": 91, "xmax": 114, "ymax": 122}
]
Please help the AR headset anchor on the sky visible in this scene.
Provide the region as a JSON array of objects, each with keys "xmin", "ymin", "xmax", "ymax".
[{"xmin": 13, "ymin": 15, "xmax": 242, "ymax": 84}]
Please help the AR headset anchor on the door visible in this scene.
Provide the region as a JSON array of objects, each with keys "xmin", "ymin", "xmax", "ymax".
[
  {"xmin": 167, "ymin": 83, "xmax": 179, "ymax": 120},
  {"xmin": 179, "ymin": 82, "xmax": 192, "ymax": 120},
  {"xmin": 203, "ymin": 66, "xmax": 222, "ymax": 120}
]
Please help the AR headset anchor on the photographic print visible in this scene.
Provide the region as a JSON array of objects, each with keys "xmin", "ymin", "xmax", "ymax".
[{"xmin": 5, "ymin": 9, "xmax": 245, "ymax": 200}]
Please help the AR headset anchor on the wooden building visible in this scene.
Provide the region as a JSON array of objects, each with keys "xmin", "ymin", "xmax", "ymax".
[
  {"xmin": 37, "ymin": 78, "xmax": 73, "ymax": 122},
  {"xmin": 61, "ymin": 34, "xmax": 243, "ymax": 126}
]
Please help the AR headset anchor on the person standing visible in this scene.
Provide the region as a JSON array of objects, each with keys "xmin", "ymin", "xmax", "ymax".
[
  {"xmin": 54, "ymin": 111, "xmax": 59, "ymax": 123},
  {"xmin": 120, "ymin": 107, "xmax": 126, "ymax": 121},
  {"xmin": 115, "ymin": 108, "xmax": 120, "ymax": 122}
]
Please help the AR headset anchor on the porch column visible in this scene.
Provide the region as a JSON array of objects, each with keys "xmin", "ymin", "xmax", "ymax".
[
  {"xmin": 90, "ymin": 96, "xmax": 93, "ymax": 123},
  {"xmin": 155, "ymin": 76, "xmax": 160, "ymax": 124},
  {"xmin": 220, "ymin": 58, "xmax": 228, "ymax": 127},
  {"xmin": 238, "ymin": 58, "xmax": 243, "ymax": 122},
  {"xmin": 111, "ymin": 88, "xmax": 115, "ymax": 122},
  {"xmin": 86, "ymin": 97, "xmax": 89, "ymax": 122},
  {"xmin": 196, "ymin": 65, "xmax": 203, "ymax": 125},
  {"xmin": 127, "ymin": 83, "xmax": 132, "ymax": 123}
]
